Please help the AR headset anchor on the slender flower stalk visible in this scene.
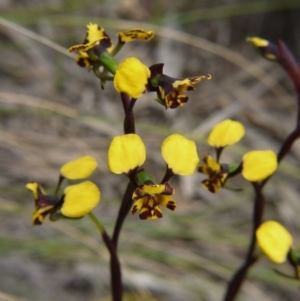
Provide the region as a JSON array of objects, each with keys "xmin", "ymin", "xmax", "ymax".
[
  {"xmin": 88, "ymin": 213, "xmax": 123, "ymax": 301},
  {"xmin": 223, "ymin": 182, "xmax": 263, "ymax": 301}
]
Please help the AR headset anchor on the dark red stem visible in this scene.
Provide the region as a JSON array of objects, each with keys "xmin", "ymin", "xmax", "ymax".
[
  {"xmin": 223, "ymin": 182, "xmax": 263, "ymax": 301},
  {"xmin": 120, "ymin": 92, "xmax": 136, "ymax": 134},
  {"xmin": 102, "ymin": 231, "xmax": 122, "ymax": 301}
]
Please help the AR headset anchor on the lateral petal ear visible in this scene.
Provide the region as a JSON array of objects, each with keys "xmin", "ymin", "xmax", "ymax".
[
  {"xmin": 208, "ymin": 119, "xmax": 245, "ymax": 148},
  {"xmin": 108, "ymin": 134, "xmax": 146, "ymax": 174},
  {"xmin": 161, "ymin": 134, "xmax": 199, "ymax": 175},
  {"xmin": 60, "ymin": 156, "xmax": 98, "ymax": 180},
  {"xmin": 62, "ymin": 181, "xmax": 101, "ymax": 218},
  {"xmin": 256, "ymin": 221, "xmax": 293, "ymax": 263},
  {"xmin": 242, "ymin": 150, "xmax": 277, "ymax": 182}
]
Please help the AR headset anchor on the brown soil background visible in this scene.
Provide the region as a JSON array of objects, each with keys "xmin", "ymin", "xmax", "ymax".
[{"xmin": 1, "ymin": 1, "xmax": 300, "ymax": 301}]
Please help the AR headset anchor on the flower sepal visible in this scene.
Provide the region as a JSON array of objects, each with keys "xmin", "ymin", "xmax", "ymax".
[
  {"xmin": 148, "ymin": 63, "xmax": 211, "ymax": 109},
  {"xmin": 226, "ymin": 163, "xmax": 243, "ymax": 178},
  {"xmin": 117, "ymin": 29, "xmax": 154, "ymax": 43}
]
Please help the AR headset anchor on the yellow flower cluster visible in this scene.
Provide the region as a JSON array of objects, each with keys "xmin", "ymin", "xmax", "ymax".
[
  {"xmin": 108, "ymin": 133, "xmax": 199, "ymax": 219},
  {"xmin": 26, "ymin": 156, "xmax": 100, "ymax": 225},
  {"xmin": 198, "ymin": 119, "xmax": 278, "ymax": 192}
]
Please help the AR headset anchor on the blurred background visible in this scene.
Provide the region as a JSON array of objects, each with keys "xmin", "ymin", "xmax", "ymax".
[{"xmin": 1, "ymin": 0, "xmax": 300, "ymax": 300}]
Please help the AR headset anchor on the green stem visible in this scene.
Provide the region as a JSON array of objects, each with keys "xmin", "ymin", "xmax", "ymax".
[
  {"xmin": 88, "ymin": 212, "xmax": 104, "ymax": 233},
  {"xmin": 110, "ymin": 41, "xmax": 124, "ymax": 57}
]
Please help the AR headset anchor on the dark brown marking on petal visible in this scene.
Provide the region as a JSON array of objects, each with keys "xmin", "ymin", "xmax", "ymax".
[
  {"xmin": 132, "ymin": 187, "xmax": 145, "ymax": 200},
  {"xmin": 154, "ymin": 208, "xmax": 163, "ymax": 218},
  {"xmin": 167, "ymin": 93, "xmax": 188, "ymax": 109},
  {"xmin": 131, "ymin": 204, "xmax": 138, "ymax": 215},
  {"xmin": 176, "ymin": 83, "xmax": 195, "ymax": 92},
  {"xmin": 99, "ymin": 36, "xmax": 113, "ymax": 49},
  {"xmin": 76, "ymin": 57, "xmax": 92, "ymax": 67},
  {"xmin": 161, "ymin": 182, "xmax": 175, "ymax": 195},
  {"xmin": 203, "ymin": 179, "xmax": 216, "ymax": 193},
  {"xmin": 139, "ymin": 209, "xmax": 150, "ymax": 220},
  {"xmin": 166, "ymin": 200, "xmax": 176, "ymax": 211}
]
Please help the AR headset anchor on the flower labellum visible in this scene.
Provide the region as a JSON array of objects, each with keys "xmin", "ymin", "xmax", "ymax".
[{"xmin": 256, "ymin": 220, "xmax": 293, "ymax": 263}]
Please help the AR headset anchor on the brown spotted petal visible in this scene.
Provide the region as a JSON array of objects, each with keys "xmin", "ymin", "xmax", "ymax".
[
  {"xmin": 160, "ymin": 182, "xmax": 175, "ymax": 195},
  {"xmin": 173, "ymin": 75, "xmax": 212, "ymax": 92},
  {"xmin": 172, "ymin": 78, "xmax": 195, "ymax": 92},
  {"xmin": 202, "ymin": 176, "xmax": 224, "ymax": 193},
  {"xmin": 68, "ymin": 40, "xmax": 100, "ymax": 53},
  {"xmin": 76, "ymin": 52, "xmax": 93, "ymax": 67},
  {"xmin": 131, "ymin": 182, "xmax": 176, "ymax": 220},
  {"xmin": 156, "ymin": 194, "xmax": 177, "ymax": 211},
  {"xmin": 68, "ymin": 24, "xmax": 113, "ymax": 68},
  {"xmin": 117, "ymin": 29, "xmax": 154, "ymax": 43},
  {"xmin": 32, "ymin": 206, "xmax": 56, "ymax": 225},
  {"xmin": 165, "ymin": 91, "xmax": 188, "ymax": 109},
  {"xmin": 84, "ymin": 23, "xmax": 111, "ymax": 45},
  {"xmin": 26, "ymin": 182, "xmax": 60, "ymax": 225},
  {"xmin": 32, "ymin": 193, "xmax": 60, "ymax": 225},
  {"xmin": 133, "ymin": 183, "xmax": 174, "ymax": 199},
  {"xmin": 198, "ymin": 155, "xmax": 228, "ymax": 193},
  {"xmin": 131, "ymin": 196, "xmax": 163, "ymax": 220},
  {"xmin": 198, "ymin": 156, "xmax": 228, "ymax": 193}
]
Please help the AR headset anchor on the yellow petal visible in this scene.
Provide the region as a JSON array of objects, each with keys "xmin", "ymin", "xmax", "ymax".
[
  {"xmin": 131, "ymin": 198, "xmax": 144, "ymax": 215},
  {"xmin": 208, "ymin": 119, "xmax": 245, "ymax": 148},
  {"xmin": 117, "ymin": 29, "xmax": 154, "ymax": 43},
  {"xmin": 76, "ymin": 52, "xmax": 92, "ymax": 67},
  {"xmin": 68, "ymin": 40, "xmax": 100, "ymax": 53},
  {"xmin": 246, "ymin": 37, "xmax": 269, "ymax": 48},
  {"xmin": 86, "ymin": 23, "xmax": 106, "ymax": 44},
  {"xmin": 26, "ymin": 182, "xmax": 46, "ymax": 199},
  {"xmin": 60, "ymin": 156, "xmax": 98, "ymax": 180},
  {"xmin": 256, "ymin": 220, "xmax": 293, "ymax": 263},
  {"xmin": 156, "ymin": 195, "xmax": 177, "ymax": 211},
  {"xmin": 206, "ymin": 155, "xmax": 221, "ymax": 172},
  {"xmin": 32, "ymin": 206, "xmax": 53, "ymax": 225},
  {"xmin": 141, "ymin": 184, "xmax": 166, "ymax": 195},
  {"xmin": 161, "ymin": 134, "xmax": 199, "ymax": 176},
  {"xmin": 62, "ymin": 181, "xmax": 100, "ymax": 218},
  {"xmin": 242, "ymin": 150, "xmax": 277, "ymax": 182},
  {"xmin": 246, "ymin": 37, "xmax": 277, "ymax": 61},
  {"xmin": 26, "ymin": 182, "xmax": 40, "ymax": 199},
  {"xmin": 108, "ymin": 134, "xmax": 146, "ymax": 174},
  {"xmin": 172, "ymin": 75, "xmax": 212, "ymax": 92},
  {"xmin": 113, "ymin": 57, "xmax": 150, "ymax": 99}
]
